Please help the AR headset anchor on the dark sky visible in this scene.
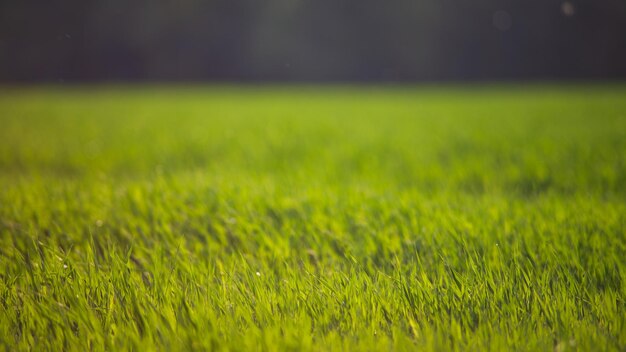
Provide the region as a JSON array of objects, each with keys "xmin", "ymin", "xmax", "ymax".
[{"xmin": 1, "ymin": 0, "xmax": 625, "ymax": 82}]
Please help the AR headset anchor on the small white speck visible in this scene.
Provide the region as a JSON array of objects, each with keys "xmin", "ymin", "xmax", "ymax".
[
  {"xmin": 561, "ymin": 2, "xmax": 575, "ymax": 16},
  {"xmin": 63, "ymin": 264, "xmax": 68, "ymax": 269},
  {"xmin": 256, "ymin": 272, "xmax": 261, "ymax": 277}
]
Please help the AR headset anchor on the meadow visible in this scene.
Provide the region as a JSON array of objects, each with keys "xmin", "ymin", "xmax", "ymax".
[{"xmin": 0, "ymin": 85, "xmax": 625, "ymax": 351}]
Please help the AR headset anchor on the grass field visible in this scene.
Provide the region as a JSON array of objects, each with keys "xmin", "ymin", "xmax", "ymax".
[{"xmin": 1, "ymin": 85, "xmax": 625, "ymax": 351}]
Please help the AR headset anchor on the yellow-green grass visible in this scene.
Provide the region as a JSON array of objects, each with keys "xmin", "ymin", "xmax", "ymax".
[{"xmin": 1, "ymin": 85, "xmax": 625, "ymax": 351}]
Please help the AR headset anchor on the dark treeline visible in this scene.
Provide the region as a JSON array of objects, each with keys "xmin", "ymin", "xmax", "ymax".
[{"xmin": 1, "ymin": 0, "xmax": 625, "ymax": 82}]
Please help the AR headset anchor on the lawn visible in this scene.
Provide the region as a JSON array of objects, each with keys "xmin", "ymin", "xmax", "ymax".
[{"xmin": 0, "ymin": 85, "xmax": 625, "ymax": 351}]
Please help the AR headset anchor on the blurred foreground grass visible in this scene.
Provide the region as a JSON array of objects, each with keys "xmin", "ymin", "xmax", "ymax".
[{"xmin": 0, "ymin": 85, "xmax": 625, "ymax": 351}]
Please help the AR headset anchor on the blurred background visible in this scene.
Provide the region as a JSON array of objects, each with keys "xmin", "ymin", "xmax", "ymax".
[{"xmin": 1, "ymin": 0, "xmax": 625, "ymax": 83}]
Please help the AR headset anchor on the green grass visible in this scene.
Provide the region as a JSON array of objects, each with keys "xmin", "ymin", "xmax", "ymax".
[{"xmin": 0, "ymin": 85, "xmax": 625, "ymax": 351}]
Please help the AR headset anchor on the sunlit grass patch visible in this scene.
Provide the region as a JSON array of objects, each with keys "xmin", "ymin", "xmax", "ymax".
[{"xmin": 0, "ymin": 85, "xmax": 625, "ymax": 351}]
